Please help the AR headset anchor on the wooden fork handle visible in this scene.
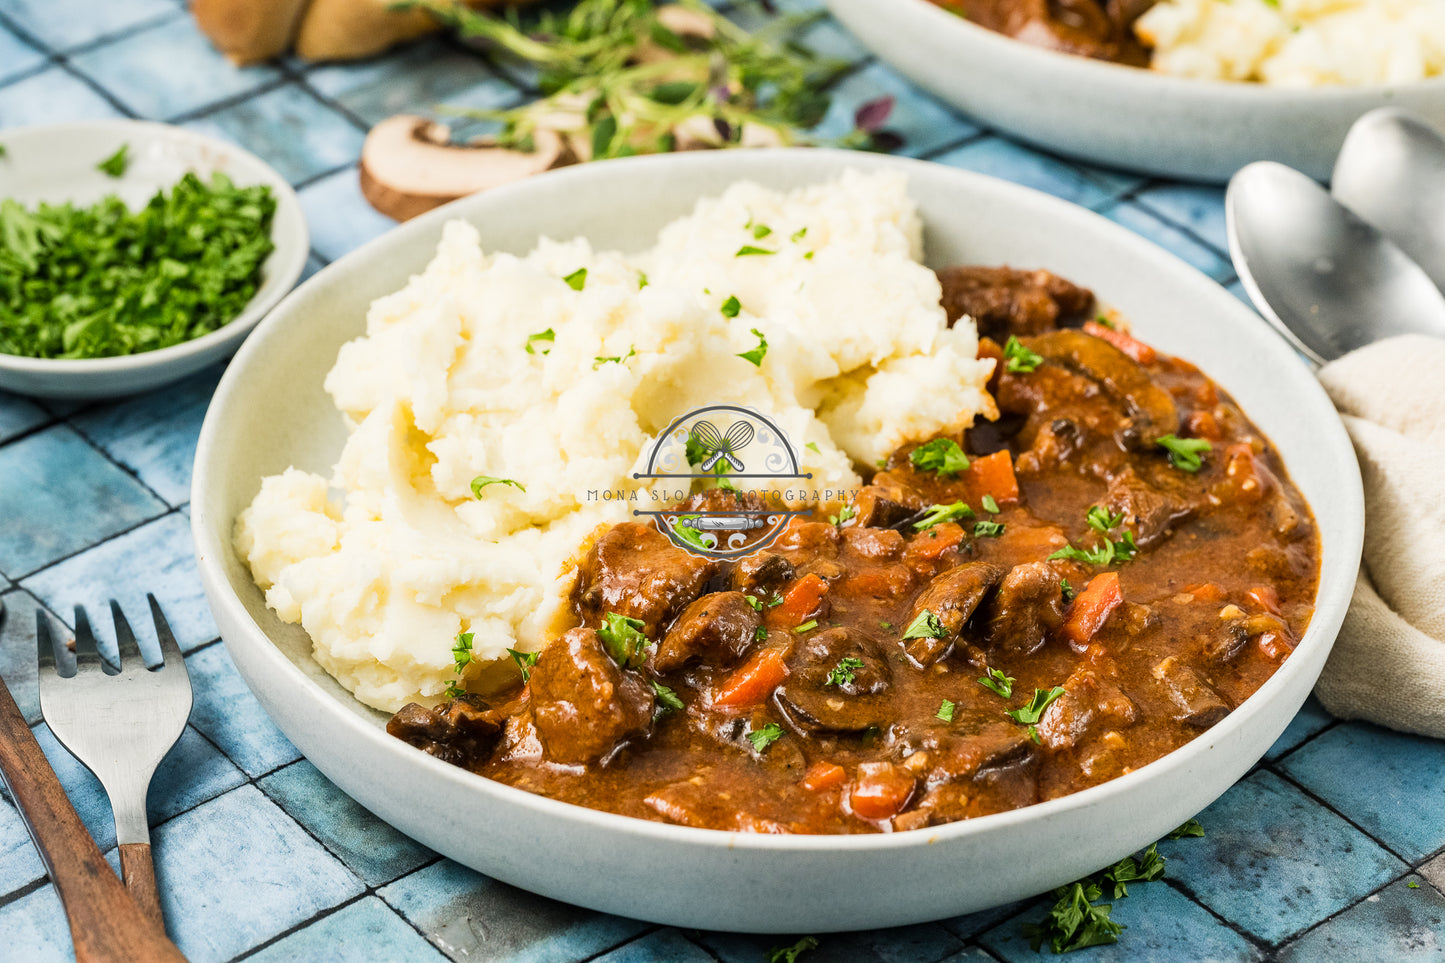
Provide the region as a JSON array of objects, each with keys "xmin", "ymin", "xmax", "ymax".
[
  {"xmin": 119, "ymin": 843, "xmax": 165, "ymax": 932},
  {"xmin": 0, "ymin": 682, "xmax": 187, "ymax": 963}
]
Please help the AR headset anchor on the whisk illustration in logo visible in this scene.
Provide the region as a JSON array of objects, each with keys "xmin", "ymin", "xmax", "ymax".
[{"xmin": 633, "ymin": 405, "xmax": 813, "ymax": 559}]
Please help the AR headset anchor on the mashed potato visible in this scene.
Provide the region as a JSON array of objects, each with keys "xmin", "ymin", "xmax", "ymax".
[
  {"xmin": 235, "ymin": 171, "xmax": 996, "ymax": 712},
  {"xmin": 1137, "ymin": 0, "xmax": 1445, "ymax": 86}
]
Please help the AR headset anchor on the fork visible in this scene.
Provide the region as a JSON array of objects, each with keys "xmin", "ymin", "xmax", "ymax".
[{"xmin": 37, "ymin": 595, "xmax": 193, "ymax": 932}]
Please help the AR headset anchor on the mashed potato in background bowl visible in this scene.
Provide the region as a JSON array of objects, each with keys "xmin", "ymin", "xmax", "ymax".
[{"xmin": 235, "ymin": 172, "xmax": 996, "ymax": 713}]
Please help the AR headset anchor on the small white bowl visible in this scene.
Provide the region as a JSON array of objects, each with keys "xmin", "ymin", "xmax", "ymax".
[
  {"xmin": 191, "ymin": 149, "xmax": 1362, "ymax": 932},
  {"xmin": 826, "ymin": 0, "xmax": 1445, "ymax": 183},
  {"xmin": 0, "ymin": 120, "xmax": 307, "ymax": 399}
]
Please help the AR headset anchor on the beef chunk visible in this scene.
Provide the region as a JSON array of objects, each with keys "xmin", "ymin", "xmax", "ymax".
[
  {"xmin": 981, "ymin": 561, "xmax": 1071, "ymax": 657},
  {"xmin": 386, "ymin": 696, "xmax": 503, "ymax": 768},
  {"xmin": 1101, "ymin": 465, "xmax": 1202, "ymax": 548},
  {"xmin": 654, "ymin": 591, "xmax": 761, "ymax": 673},
  {"xmin": 1151, "ymin": 657, "xmax": 1230, "ymax": 728},
  {"xmin": 937, "ymin": 265, "xmax": 1094, "ymax": 342},
  {"xmin": 1036, "ymin": 668, "xmax": 1138, "ymax": 750},
  {"xmin": 530, "ymin": 628, "xmax": 654, "ymax": 765},
  {"xmin": 729, "ymin": 551, "xmax": 794, "ymax": 596},
  {"xmin": 775, "ymin": 627, "xmax": 893, "ymax": 734},
  {"xmin": 913, "ymin": 723, "xmax": 1034, "ymax": 787},
  {"xmin": 575, "ymin": 521, "xmax": 716, "ymax": 635},
  {"xmin": 904, "ymin": 562, "xmax": 1005, "ymax": 666}
]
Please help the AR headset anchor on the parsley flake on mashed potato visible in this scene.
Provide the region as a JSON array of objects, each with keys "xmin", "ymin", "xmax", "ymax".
[{"xmin": 234, "ymin": 171, "xmax": 996, "ymax": 712}]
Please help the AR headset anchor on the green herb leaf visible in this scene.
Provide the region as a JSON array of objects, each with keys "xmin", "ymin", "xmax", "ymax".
[
  {"xmin": 524, "ymin": 328, "xmax": 555, "ymax": 354},
  {"xmin": 637, "ymin": 270, "xmax": 649, "ymax": 289},
  {"xmin": 829, "ymin": 505, "xmax": 856, "ymax": 527},
  {"xmin": 936, "ymin": 699, "xmax": 956, "ymax": 722},
  {"xmin": 826, "ymin": 657, "xmax": 865, "ymax": 687},
  {"xmin": 1061, "ymin": 578, "xmax": 1077, "ymax": 603},
  {"xmin": 597, "ymin": 612, "xmax": 649, "ymax": 669},
  {"xmin": 755, "ymin": 625, "xmax": 769, "ymax": 642},
  {"xmin": 1094, "ymin": 314, "xmax": 1116, "ymax": 330},
  {"xmin": 747, "ymin": 722, "xmax": 785, "ymax": 752},
  {"xmin": 507, "ymin": 647, "xmax": 539, "ymax": 682},
  {"xmin": 1007, "ymin": 686, "xmax": 1066, "ymax": 726},
  {"xmin": 752, "ymin": 224, "xmax": 772, "ymax": 239},
  {"xmin": 1104, "ymin": 843, "xmax": 1166, "ymax": 899},
  {"xmin": 1004, "ymin": 335, "xmax": 1044, "ymax": 373},
  {"xmin": 767, "ymin": 935, "xmax": 819, "ymax": 963},
  {"xmin": 795, "ymin": 619, "xmax": 819, "ymax": 633},
  {"xmin": 790, "ymin": 227, "xmax": 808, "ymax": 242},
  {"xmin": 1086, "ymin": 505, "xmax": 1126, "ymax": 534},
  {"xmin": 471, "ymin": 476, "xmax": 525, "ymax": 498},
  {"xmin": 1050, "ymin": 508, "xmax": 1138, "ymax": 566},
  {"xmin": 593, "ymin": 344, "xmax": 636, "ymax": 369},
  {"xmin": 736, "ymin": 245, "xmax": 776, "ymax": 256},
  {"xmin": 672, "ymin": 514, "xmax": 709, "ymax": 550},
  {"xmin": 737, "ymin": 327, "xmax": 768, "ymax": 366},
  {"xmin": 912, "ymin": 501, "xmax": 974, "ymax": 530},
  {"xmin": 746, "ymin": 595, "xmax": 764, "ymax": 612},
  {"xmin": 721, "ymin": 294, "xmax": 742, "ymax": 318},
  {"xmin": 1409, "ymin": 880, "xmax": 1421, "ymax": 889},
  {"xmin": 909, "ymin": 438, "xmax": 970, "ymax": 477},
  {"xmin": 651, "ymin": 679, "xmax": 684, "ymax": 714},
  {"xmin": 444, "ymin": 679, "xmax": 466, "ymax": 699},
  {"xmin": 1157, "ymin": 434, "xmax": 1212, "ymax": 472},
  {"xmin": 974, "ymin": 520, "xmax": 1005, "ymax": 538},
  {"xmin": 1166, "ymin": 818, "xmax": 1205, "ymax": 839},
  {"xmin": 902, "ymin": 609, "xmax": 947, "ymax": 640},
  {"xmin": 96, "ymin": 143, "xmax": 129, "ymax": 178},
  {"xmin": 451, "ymin": 631, "xmax": 474, "ymax": 671},
  {"xmin": 1022, "ymin": 881, "xmax": 1124, "ymax": 954},
  {"xmin": 805, "ymin": 441, "xmax": 820, "ymax": 453},
  {"xmin": 981, "ymin": 494, "xmax": 1000, "ymax": 513},
  {"xmin": 563, "ymin": 267, "xmax": 587, "ymax": 290},
  {"xmin": 978, "ymin": 667, "xmax": 1015, "ymax": 698}
]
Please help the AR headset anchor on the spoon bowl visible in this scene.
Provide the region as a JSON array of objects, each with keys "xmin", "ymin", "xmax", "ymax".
[
  {"xmin": 1226, "ymin": 161, "xmax": 1445, "ymax": 365},
  {"xmin": 1333, "ymin": 108, "xmax": 1445, "ymax": 293}
]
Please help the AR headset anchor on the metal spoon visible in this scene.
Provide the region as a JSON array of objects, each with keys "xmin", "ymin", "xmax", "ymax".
[
  {"xmin": 1225, "ymin": 161, "xmax": 1445, "ymax": 365},
  {"xmin": 1333, "ymin": 108, "xmax": 1445, "ymax": 293}
]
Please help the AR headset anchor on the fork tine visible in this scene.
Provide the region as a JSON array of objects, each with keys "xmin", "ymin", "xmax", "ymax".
[
  {"xmin": 148, "ymin": 594, "xmax": 184, "ymax": 669},
  {"xmin": 73, "ymin": 605, "xmax": 118, "ymax": 675},
  {"xmin": 111, "ymin": 600, "xmax": 143, "ymax": 670},
  {"xmin": 36, "ymin": 608, "xmax": 58, "ymax": 672}
]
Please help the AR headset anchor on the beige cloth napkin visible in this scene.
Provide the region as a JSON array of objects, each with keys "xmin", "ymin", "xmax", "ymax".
[{"xmin": 1313, "ymin": 335, "xmax": 1445, "ymax": 738}]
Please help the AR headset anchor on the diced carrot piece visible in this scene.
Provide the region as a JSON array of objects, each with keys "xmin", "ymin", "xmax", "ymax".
[
  {"xmin": 849, "ymin": 762, "xmax": 917, "ymax": 821},
  {"xmin": 1182, "ymin": 582, "xmax": 1228, "ymax": 602},
  {"xmin": 977, "ymin": 336, "xmax": 1004, "ymax": 395},
  {"xmin": 774, "ymin": 573, "xmax": 830, "ymax": 625},
  {"xmin": 906, "ymin": 522, "xmax": 966, "ymax": 561},
  {"xmin": 1186, "ymin": 410, "xmax": 1224, "ymax": 441},
  {"xmin": 969, "ymin": 450, "xmax": 1019, "ymax": 505},
  {"xmin": 802, "ymin": 761, "xmax": 847, "ymax": 792},
  {"xmin": 1247, "ymin": 585, "xmax": 1282, "ymax": 616},
  {"xmin": 1061, "ymin": 572, "xmax": 1123, "ymax": 647},
  {"xmin": 1215, "ymin": 443, "xmax": 1268, "ymax": 503},
  {"xmin": 712, "ymin": 648, "xmax": 789, "ymax": 708},
  {"xmin": 1258, "ymin": 631, "xmax": 1295, "ymax": 662},
  {"xmin": 1084, "ymin": 321, "xmax": 1157, "ymax": 364}
]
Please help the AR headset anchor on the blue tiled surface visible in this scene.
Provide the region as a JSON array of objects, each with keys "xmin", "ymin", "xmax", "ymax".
[{"xmin": 1, "ymin": 4, "xmax": 1440, "ymax": 962}]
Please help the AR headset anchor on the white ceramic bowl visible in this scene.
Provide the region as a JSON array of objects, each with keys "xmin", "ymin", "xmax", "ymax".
[
  {"xmin": 191, "ymin": 149, "xmax": 1362, "ymax": 933},
  {"xmin": 0, "ymin": 120, "xmax": 307, "ymax": 399},
  {"xmin": 826, "ymin": 0, "xmax": 1445, "ymax": 183}
]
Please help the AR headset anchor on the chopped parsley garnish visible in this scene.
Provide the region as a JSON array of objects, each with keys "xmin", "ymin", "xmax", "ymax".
[
  {"xmin": 878, "ymin": 620, "xmax": 892, "ymax": 629},
  {"xmin": 795, "ymin": 619, "xmax": 819, "ymax": 633},
  {"xmin": 672, "ymin": 514, "xmax": 708, "ymax": 550},
  {"xmin": 1409, "ymin": 880, "xmax": 1421, "ymax": 889},
  {"xmin": 755, "ymin": 625, "xmax": 769, "ymax": 642},
  {"xmin": 1003, "ymin": 335, "xmax": 1044, "ymax": 373},
  {"xmin": 524, "ymin": 328, "xmax": 554, "ymax": 354},
  {"xmin": 791, "ymin": 227, "xmax": 808, "ymax": 242},
  {"xmin": 830, "ymin": 505, "xmax": 856, "ymax": 527},
  {"xmin": 982, "ymin": 495, "xmax": 1000, "ymax": 514},
  {"xmin": 1061, "ymin": 578, "xmax": 1077, "ymax": 603},
  {"xmin": 721, "ymin": 295, "xmax": 742, "ymax": 318},
  {"xmin": 637, "ymin": 270, "xmax": 648, "ymax": 289},
  {"xmin": 805, "ymin": 441, "xmax": 820, "ymax": 453},
  {"xmin": 767, "ymin": 595, "xmax": 784, "ymax": 607},
  {"xmin": 1050, "ymin": 508, "xmax": 1138, "ymax": 566},
  {"xmin": 471, "ymin": 475, "xmax": 525, "ymax": 498},
  {"xmin": 96, "ymin": 143, "xmax": 129, "ymax": 178},
  {"xmin": 1008, "ymin": 686, "xmax": 1066, "ymax": 726},
  {"xmin": 1167, "ymin": 818, "xmax": 1205, "ymax": 839},
  {"xmin": 1104, "ymin": 843, "xmax": 1166, "ymax": 899},
  {"xmin": 563, "ymin": 267, "xmax": 587, "ymax": 290},
  {"xmin": 1022, "ymin": 880, "xmax": 1124, "ymax": 954},
  {"xmin": 752, "ymin": 224, "xmax": 772, "ymax": 239},
  {"xmin": 0, "ymin": 171, "xmax": 276, "ymax": 360},
  {"xmin": 909, "ymin": 438, "xmax": 970, "ymax": 477},
  {"xmin": 936, "ymin": 699, "xmax": 956, "ymax": 722},
  {"xmin": 1157, "ymin": 434, "xmax": 1212, "ymax": 473},
  {"xmin": 767, "ymin": 935, "xmax": 818, "ymax": 963},
  {"xmin": 826, "ymin": 657, "xmax": 865, "ymax": 687},
  {"xmin": 443, "ymin": 679, "xmax": 465, "ymax": 699},
  {"xmin": 451, "ymin": 631, "xmax": 474, "ymax": 670},
  {"xmin": 1086, "ymin": 505, "xmax": 1126, "ymax": 534},
  {"xmin": 745, "ymin": 595, "xmax": 764, "ymax": 612},
  {"xmin": 597, "ymin": 612, "xmax": 649, "ymax": 669},
  {"xmin": 912, "ymin": 501, "xmax": 974, "ymax": 530},
  {"xmin": 902, "ymin": 609, "xmax": 947, "ymax": 640},
  {"xmin": 1094, "ymin": 314, "xmax": 1116, "ymax": 330},
  {"xmin": 737, "ymin": 328, "xmax": 768, "ymax": 366},
  {"xmin": 974, "ymin": 520, "xmax": 1005, "ymax": 538},
  {"xmin": 978, "ymin": 667, "xmax": 1015, "ymax": 698},
  {"xmin": 651, "ymin": 680, "xmax": 684, "ymax": 715},
  {"xmin": 747, "ymin": 722, "xmax": 785, "ymax": 752},
  {"xmin": 507, "ymin": 647, "xmax": 539, "ymax": 681},
  {"xmin": 592, "ymin": 344, "xmax": 636, "ymax": 369},
  {"xmin": 736, "ymin": 245, "xmax": 776, "ymax": 256}
]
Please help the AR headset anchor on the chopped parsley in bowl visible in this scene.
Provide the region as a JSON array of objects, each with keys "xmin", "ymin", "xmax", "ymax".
[{"xmin": 0, "ymin": 120, "xmax": 306, "ymax": 399}]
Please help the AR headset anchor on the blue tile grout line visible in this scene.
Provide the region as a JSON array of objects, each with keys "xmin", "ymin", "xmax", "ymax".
[{"xmin": 2, "ymin": 3, "xmax": 1444, "ymax": 961}]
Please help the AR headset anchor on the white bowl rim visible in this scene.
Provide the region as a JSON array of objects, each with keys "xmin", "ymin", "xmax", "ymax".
[
  {"xmin": 0, "ymin": 119, "xmax": 308, "ymax": 377},
  {"xmin": 192, "ymin": 147, "xmax": 1364, "ymax": 857},
  {"xmin": 884, "ymin": 0, "xmax": 1445, "ymax": 100}
]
